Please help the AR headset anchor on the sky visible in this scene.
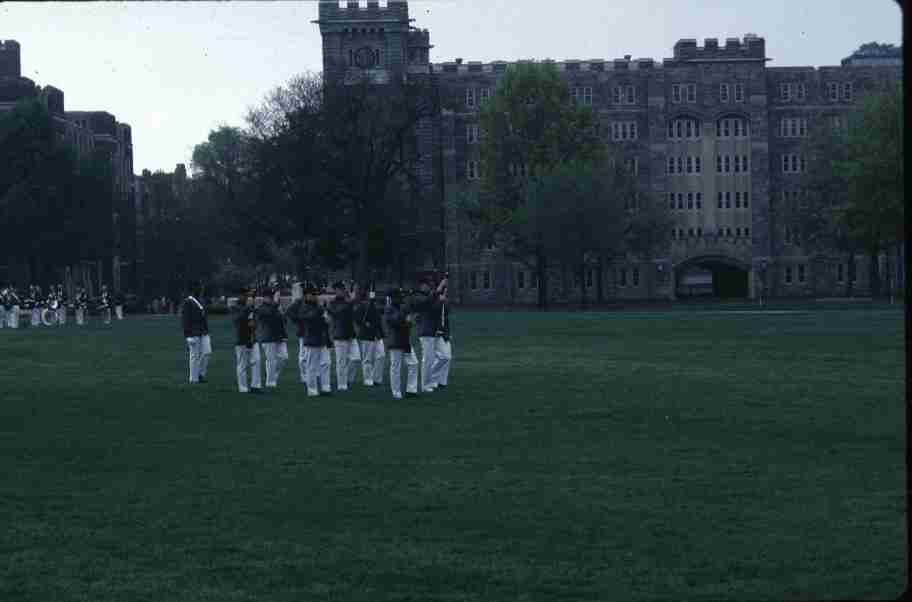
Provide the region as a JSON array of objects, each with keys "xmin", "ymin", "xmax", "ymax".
[{"xmin": 1, "ymin": 0, "xmax": 901, "ymax": 174}]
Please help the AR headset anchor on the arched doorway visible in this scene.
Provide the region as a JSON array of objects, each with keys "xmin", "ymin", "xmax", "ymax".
[{"xmin": 675, "ymin": 255, "xmax": 750, "ymax": 299}]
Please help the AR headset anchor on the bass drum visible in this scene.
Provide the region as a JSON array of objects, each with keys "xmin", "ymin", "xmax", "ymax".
[{"xmin": 41, "ymin": 307, "xmax": 58, "ymax": 326}]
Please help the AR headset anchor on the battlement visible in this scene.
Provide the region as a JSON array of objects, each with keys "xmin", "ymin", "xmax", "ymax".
[
  {"xmin": 318, "ymin": 0, "xmax": 409, "ymax": 23},
  {"xmin": 0, "ymin": 39, "xmax": 22, "ymax": 78},
  {"xmin": 671, "ymin": 34, "xmax": 766, "ymax": 62}
]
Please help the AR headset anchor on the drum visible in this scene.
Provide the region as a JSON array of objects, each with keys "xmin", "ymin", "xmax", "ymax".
[{"xmin": 41, "ymin": 308, "xmax": 58, "ymax": 326}]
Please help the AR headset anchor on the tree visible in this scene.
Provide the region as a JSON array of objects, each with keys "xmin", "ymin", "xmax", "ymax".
[{"xmin": 795, "ymin": 82, "xmax": 903, "ymax": 296}]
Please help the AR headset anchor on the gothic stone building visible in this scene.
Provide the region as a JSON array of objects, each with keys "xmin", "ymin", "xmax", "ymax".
[{"xmin": 320, "ymin": 2, "xmax": 902, "ymax": 304}]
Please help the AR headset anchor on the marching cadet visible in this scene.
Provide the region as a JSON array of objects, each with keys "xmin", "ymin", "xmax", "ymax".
[
  {"xmin": 99, "ymin": 285, "xmax": 112, "ymax": 325},
  {"xmin": 181, "ymin": 282, "xmax": 211, "ymax": 384},
  {"xmin": 431, "ymin": 286, "xmax": 452, "ymax": 389},
  {"xmin": 232, "ymin": 289, "xmax": 262, "ymax": 394},
  {"xmin": 286, "ymin": 286, "xmax": 310, "ymax": 385},
  {"xmin": 75, "ymin": 287, "xmax": 88, "ymax": 326},
  {"xmin": 318, "ymin": 293, "xmax": 334, "ymax": 394},
  {"xmin": 114, "ymin": 290, "xmax": 126, "ymax": 320},
  {"xmin": 56, "ymin": 284, "xmax": 67, "ymax": 325},
  {"xmin": 0, "ymin": 286, "xmax": 7, "ymax": 329},
  {"xmin": 412, "ymin": 276, "xmax": 447, "ymax": 393},
  {"xmin": 355, "ymin": 285, "xmax": 385, "ymax": 386},
  {"xmin": 29, "ymin": 285, "xmax": 42, "ymax": 327},
  {"xmin": 257, "ymin": 288, "xmax": 288, "ymax": 390},
  {"xmin": 295, "ymin": 288, "xmax": 331, "ymax": 397},
  {"xmin": 326, "ymin": 281, "xmax": 361, "ymax": 391},
  {"xmin": 7, "ymin": 286, "xmax": 21, "ymax": 329},
  {"xmin": 384, "ymin": 288, "xmax": 419, "ymax": 399}
]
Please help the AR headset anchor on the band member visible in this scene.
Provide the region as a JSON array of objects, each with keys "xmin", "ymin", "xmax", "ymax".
[
  {"xmin": 233, "ymin": 289, "xmax": 262, "ymax": 394},
  {"xmin": 29, "ymin": 285, "xmax": 42, "ymax": 327},
  {"xmin": 75, "ymin": 287, "xmax": 88, "ymax": 325},
  {"xmin": 42, "ymin": 286, "xmax": 58, "ymax": 326},
  {"xmin": 98, "ymin": 285, "xmax": 112, "ymax": 325},
  {"xmin": 0, "ymin": 286, "xmax": 7, "ymax": 329},
  {"xmin": 431, "ymin": 287, "xmax": 452, "ymax": 388},
  {"xmin": 257, "ymin": 288, "xmax": 288, "ymax": 389},
  {"xmin": 292, "ymin": 287, "xmax": 330, "ymax": 397},
  {"xmin": 412, "ymin": 276, "xmax": 447, "ymax": 393},
  {"xmin": 355, "ymin": 285, "xmax": 385, "ymax": 386},
  {"xmin": 327, "ymin": 281, "xmax": 360, "ymax": 391},
  {"xmin": 56, "ymin": 284, "xmax": 67, "ymax": 325},
  {"xmin": 114, "ymin": 290, "xmax": 126, "ymax": 320},
  {"xmin": 181, "ymin": 283, "xmax": 211, "ymax": 384},
  {"xmin": 384, "ymin": 288, "xmax": 419, "ymax": 399}
]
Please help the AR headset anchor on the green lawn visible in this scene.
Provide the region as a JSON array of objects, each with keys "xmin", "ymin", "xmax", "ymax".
[{"xmin": 0, "ymin": 307, "xmax": 905, "ymax": 601}]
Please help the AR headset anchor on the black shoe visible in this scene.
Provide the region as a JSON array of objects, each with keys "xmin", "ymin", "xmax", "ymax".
[
  {"xmin": 198, "ymin": 376, "xmax": 208, "ymax": 384},
  {"xmin": 437, "ymin": 384, "xmax": 447, "ymax": 389},
  {"xmin": 320, "ymin": 391, "xmax": 333, "ymax": 397},
  {"xmin": 249, "ymin": 388, "xmax": 263, "ymax": 394},
  {"xmin": 404, "ymin": 392, "xmax": 419, "ymax": 398}
]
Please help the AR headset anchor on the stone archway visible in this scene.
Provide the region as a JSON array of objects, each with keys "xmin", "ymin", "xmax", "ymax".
[{"xmin": 674, "ymin": 254, "xmax": 751, "ymax": 299}]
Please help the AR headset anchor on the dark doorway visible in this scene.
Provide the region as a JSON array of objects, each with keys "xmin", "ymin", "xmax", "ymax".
[{"xmin": 676, "ymin": 258, "xmax": 749, "ymax": 299}]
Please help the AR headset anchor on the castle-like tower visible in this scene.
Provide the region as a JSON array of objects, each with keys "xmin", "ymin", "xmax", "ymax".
[{"xmin": 313, "ymin": 4, "xmax": 902, "ymax": 304}]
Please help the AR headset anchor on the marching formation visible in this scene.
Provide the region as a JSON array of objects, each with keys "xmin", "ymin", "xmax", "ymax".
[
  {"xmin": 183, "ymin": 276, "xmax": 452, "ymax": 400},
  {"xmin": 0, "ymin": 283, "xmax": 126, "ymax": 329}
]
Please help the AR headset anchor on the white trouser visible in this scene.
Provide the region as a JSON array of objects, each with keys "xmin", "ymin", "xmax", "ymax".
[
  {"xmin": 431, "ymin": 338, "xmax": 452, "ymax": 386},
  {"xmin": 0, "ymin": 307, "xmax": 5, "ymax": 328},
  {"xmin": 302, "ymin": 345, "xmax": 325, "ymax": 396},
  {"xmin": 333, "ymin": 339, "xmax": 360, "ymax": 390},
  {"xmin": 57, "ymin": 307, "xmax": 66, "ymax": 325},
  {"xmin": 9, "ymin": 306, "xmax": 19, "ymax": 329},
  {"xmin": 31, "ymin": 308, "xmax": 40, "ymax": 326},
  {"xmin": 235, "ymin": 344, "xmax": 262, "ymax": 392},
  {"xmin": 76, "ymin": 308, "xmax": 85, "ymax": 325},
  {"xmin": 116, "ymin": 305, "xmax": 124, "ymax": 320},
  {"xmin": 419, "ymin": 336, "xmax": 439, "ymax": 392},
  {"xmin": 359, "ymin": 339, "xmax": 386, "ymax": 385},
  {"xmin": 262, "ymin": 341, "xmax": 288, "ymax": 388},
  {"xmin": 389, "ymin": 349, "xmax": 418, "ymax": 398},
  {"xmin": 103, "ymin": 308, "xmax": 111, "ymax": 324},
  {"xmin": 187, "ymin": 334, "xmax": 212, "ymax": 383},
  {"xmin": 298, "ymin": 341, "xmax": 309, "ymax": 384}
]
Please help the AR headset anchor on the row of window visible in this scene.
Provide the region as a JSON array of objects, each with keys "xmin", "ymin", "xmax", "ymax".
[
  {"xmin": 467, "ymin": 159, "xmax": 638, "ymax": 179},
  {"xmin": 668, "ymin": 192, "xmax": 703, "ymax": 210},
  {"xmin": 666, "ymin": 117, "xmax": 751, "ymax": 140},
  {"xmin": 779, "ymin": 82, "xmax": 853, "ymax": 102},
  {"xmin": 666, "ymin": 155, "xmax": 703, "ymax": 175},
  {"xmin": 610, "ymin": 121, "xmax": 638, "ymax": 141},
  {"xmin": 463, "ymin": 85, "xmax": 638, "ymax": 109},
  {"xmin": 779, "ymin": 118, "xmax": 808, "ymax": 138},
  {"xmin": 464, "ymin": 87, "xmax": 494, "ymax": 108},
  {"xmin": 672, "ymin": 226, "xmax": 752, "ymax": 239},
  {"xmin": 717, "ymin": 191, "xmax": 750, "ymax": 209},
  {"xmin": 671, "ymin": 83, "xmax": 697, "ymax": 104},
  {"xmin": 781, "ymin": 154, "xmax": 806, "ymax": 174},
  {"xmin": 719, "ymin": 83, "xmax": 746, "ymax": 103},
  {"xmin": 784, "ymin": 264, "xmax": 807, "ymax": 284},
  {"xmin": 716, "ymin": 154, "xmax": 751, "ymax": 174},
  {"xmin": 570, "ymin": 86, "xmax": 594, "ymax": 105},
  {"xmin": 468, "ymin": 270, "xmax": 493, "ymax": 290}
]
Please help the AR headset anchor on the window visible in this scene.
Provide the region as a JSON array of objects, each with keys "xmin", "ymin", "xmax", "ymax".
[
  {"xmin": 687, "ymin": 192, "xmax": 694, "ymax": 209},
  {"xmin": 467, "ymin": 124, "xmax": 479, "ymax": 144},
  {"xmin": 736, "ymin": 227, "xmax": 742, "ymax": 237},
  {"xmin": 785, "ymin": 266, "xmax": 793, "ymax": 284},
  {"xmin": 720, "ymin": 83, "xmax": 730, "ymax": 102},
  {"xmin": 671, "ymin": 84, "xmax": 682, "ymax": 103},
  {"xmin": 518, "ymin": 270, "xmax": 525, "ymax": 289},
  {"xmin": 733, "ymin": 155, "xmax": 741, "ymax": 173},
  {"xmin": 676, "ymin": 156, "xmax": 684, "ymax": 175},
  {"xmin": 466, "ymin": 160, "xmax": 479, "ymax": 180},
  {"xmin": 688, "ymin": 227, "xmax": 694, "ymax": 237},
  {"xmin": 625, "ymin": 158, "xmax": 639, "ymax": 175},
  {"xmin": 483, "ymin": 270, "xmax": 491, "ymax": 289},
  {"xmin": 466, "ymin": 87, "xmax": 476, "ymax": 108},
  {"xmin": 470, "ymin": 271, "xmax": 478, "ymax": 290},
  {"xmin": 686, "ymin": 83, "xmax": 696, "ymax": 103},
  {"xmin": 696, "ymin": 227, "xmax": 702, "ymax": 237},
  {"xmin": 619, "ymin": 268, "xmax": 628, "ymax": 287},
  {"xmin": 668, "ymin": 118, "xmax": 700, "ymax": 140},
  {"xmin": 677, "ymin": 193, "xmax": 684, "ymax": 209},
  {"xmin": 795, "ymin": 83, "xmax": 806, "ymax": 101},
  {"xmin": 780, "ymin": 83, "xmax": 791, "ymax": 101},
  {"xmin": 716, "ymin": 155, "xmax": 722, "ymax": 173},
  {"xmin": 782, "ymin": 154, "xmax": 804, "ymax": 174},
  {"xmin": 734, "ymin": 83, "xmax": 745, "ymax": 102},
  {"xmin": 725, "ymin": 191, "xmax": 732, "ymax": 208},
  {"xmin": 798, "ymin": 264, "xmax": 806, "ymax": 283},
  {"xmin": 632, "ymin": 268, "xmax": 640, "ymax": 286},
  {"xmin": 630, "ymin": 122, "xmax": 638, "ymax": 139},
  {"xmin": 695, "ymin": 156, "xmax": 702, "ymax": 174},
  {"xmin": 696, "ymin": 192, "xmax": 703, "ymax": 209},
  {"xmin": 717, "ymin": 191, "xmax": 723, "ymax": 209},
  {"xmin": 667, "ymin": 156, "xmax": 675, "ymax": 175},
  {"xmin": 742, "ymin": 155, "xmax": 749, "ymax": 172},
  {"xmin": 480, "ymin": 87, "xmax": 492, "ymax": 103},
  {"xmin": 570, "ymin": 87, "xmax": 580, "ymax": 103},
  {"xmin": 827, "ymin": 82, "xmax": 839, "ymax": 102},
  {"xmin": 612, "ymin": 86, "xmax": 622, "ymax": 104},
  {"xmin": 842, "ymin": 82, "xmax": 853, "ymax": 102},
  {"xmin": 625, "ymin": 85, "xmax": 636, "ymax": 104},
  {"xmin": 686, "ymin": 156, "xmax": 694, "ymax": 174},
  {"xmin": 837, "ymin": 263, "xmax": 845, "ymax": 283},
  {"xmin": 735, "ymin": 191, "xmax": 741, "ymax": 208},
  {"xmin": 671, "ymin": 229, "xmax": 677, "ymax": 239},
  {"xmin": 744, "ymin": 227, "xmax": 750, "ymax": 237},
  {"xmin": 669, "ymin": 192, "xmax": 676, "ymax": 210},
  {"xmin": 726, "ymin": 227, "xmax": 733, "ymax": 237},
  {"xmin": 743, "ymin": 191, "xmax": 749, "ymax": 208},
  {"xmin": 724, "ymin": 155, "xmax": 731, "ymax": 173}
]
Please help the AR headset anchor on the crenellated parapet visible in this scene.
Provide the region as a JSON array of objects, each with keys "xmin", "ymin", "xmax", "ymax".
[
  {"xmin": 433, "ymin": 56, "xmax": 659, "ymax": 75},
  {"xmin": 0, "ymin": 39, "xmax": 22, "ymax": 78},
  {"xmin": 667, "ymin": 35, "xmax": 766, "ymax": 64},
  {"xmin": 318, "ymin": 0, "xmax": 410, "ymax": 23}
]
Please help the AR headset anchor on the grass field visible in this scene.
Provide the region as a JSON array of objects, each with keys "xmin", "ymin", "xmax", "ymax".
[{"xmin": 0, "ymin": 306, "xmax": 905, "ymax": 601}]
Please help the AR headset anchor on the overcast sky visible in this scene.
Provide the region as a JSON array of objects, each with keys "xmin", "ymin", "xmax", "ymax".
[{"xmin": 1, "ymin": 0, "xmax": 901, "ymax": 174}]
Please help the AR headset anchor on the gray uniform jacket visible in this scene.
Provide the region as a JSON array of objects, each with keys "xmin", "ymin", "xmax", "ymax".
[{"xmin": 256, "ymin": 304, "xmax": 287, "ymax": 343}]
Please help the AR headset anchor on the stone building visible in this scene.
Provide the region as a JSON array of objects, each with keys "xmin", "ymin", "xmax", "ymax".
[
  {"xmin": 0, "ymin": 40, "xmax": 136, "ymax": 295},
  {"xmin": 314, "ymin": 2, "xmax": 902, "ymax": 304}
]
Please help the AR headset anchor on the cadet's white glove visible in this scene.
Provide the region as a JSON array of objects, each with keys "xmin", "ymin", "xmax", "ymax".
[{"xmin": 186, "ymin": 337, "xmax": 194, "ymax": 345}]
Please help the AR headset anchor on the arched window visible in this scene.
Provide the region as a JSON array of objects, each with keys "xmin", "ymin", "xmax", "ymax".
[
  {"xmin": 667, "ymin": 116, "xmax": 701, "ymax": 140},
  {"xmin": 716, "ymin": 115, "xmax": 751, "ymax": 139}
]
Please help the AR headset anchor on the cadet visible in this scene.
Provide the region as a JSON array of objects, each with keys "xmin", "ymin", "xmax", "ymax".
[
  {"xmin": 181, "ymin": 283, "xmax": 212, "ymax": 384},
  {"xmin": 384, "ymin": 288, "xmax": 418, "ymax": 399},
  {"xmin": 412, "ymin": 277, "xmax": 447, "ymax": 393},
  {"xmin": 355, "ymin": 286, "xmax": 385, "ymax": 386},
  {"xmin": 257, "ymin": 288, "xmax": 288, "ymax": 389},
  {"xmin": 233, "ymin": 289, "xmax": 262, "ymax": 394},
  {"xmin": 326, "ymin": 281, "xmax": 360, "ymax": 391}
]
